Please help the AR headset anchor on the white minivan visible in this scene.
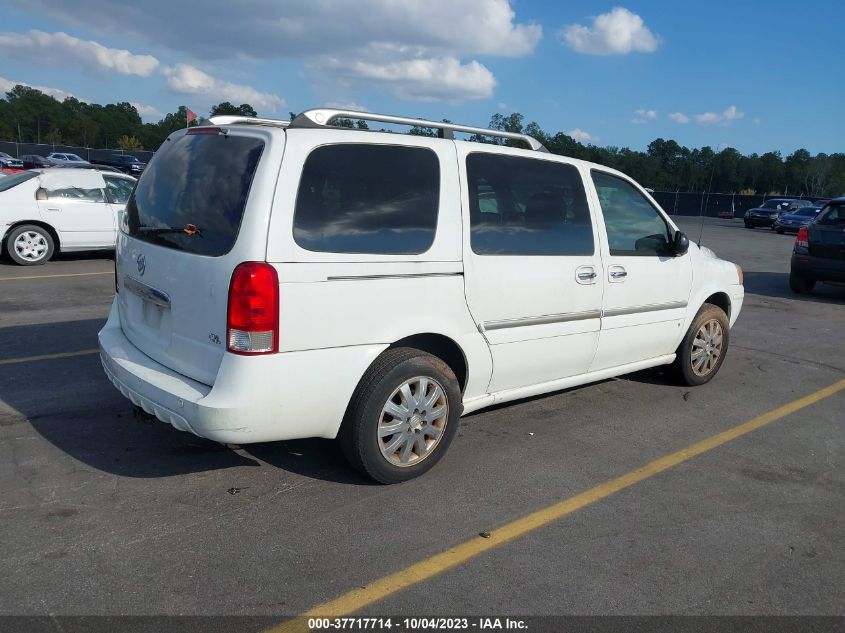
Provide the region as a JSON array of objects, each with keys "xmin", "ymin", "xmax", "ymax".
[{"xmin": 99, "ymin": 109, "xmax": 744, "ymax": 483}]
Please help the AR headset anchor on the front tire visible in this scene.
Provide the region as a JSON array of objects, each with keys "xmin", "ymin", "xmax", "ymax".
[
  {"xmin": 789, "ymin": 273, "xmax": 815, "ymax": 294},
  {"xmin": 339, "ymin": 347, "xmax": 462, "ymax": 484},
  {"xmin": 672, "ymin": 303, "xmax": 730, "ymax": 386},
  {"xmin": 5, "ymin": 225, "xmax": 55, "ymax": 266}
]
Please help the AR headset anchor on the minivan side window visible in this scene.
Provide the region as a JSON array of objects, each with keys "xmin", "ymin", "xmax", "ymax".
[
  {"xmin": 591, "ymin": 171, "xmax": 672, "ymax": 256},
  {"xmin": 293, "ymin": 144, "xmax": 440, "ymax": 255},
  {"xmin": 466, "ymin": 153, "xmax": 593, "ymax": 256}
]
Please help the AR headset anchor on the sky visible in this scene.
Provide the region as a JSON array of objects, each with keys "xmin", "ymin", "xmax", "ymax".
[{"xmin": 0, "ymin": 0, "xmax": 842, "ymax": 155}]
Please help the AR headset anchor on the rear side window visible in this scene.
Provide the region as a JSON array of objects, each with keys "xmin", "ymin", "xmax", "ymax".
[
  {"xmin": 466, "ymin": 153, "xmax": 593, "ymax": 256},
  {"xmin": 293, "ymin": 144, "xmax": 440, "ymax": 254},
  {"xmin": 47, "ymin": 186, "xmax": 104, "ymax": 202},
  {"xmin": 0, "ymin": 171, "xmax": 38, "ymax": 192},
  {"xmin": 127, "ymin": 132, "xmax": 264, "ymax": 256},
  {"xmin": 817, "ymin": 204, "xmax": 845, "ymax": 225}
]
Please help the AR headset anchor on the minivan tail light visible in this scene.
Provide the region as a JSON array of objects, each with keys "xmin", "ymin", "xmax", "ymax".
[
  {"xmin": 227, "ymin": 262, "xmax": 279, "ymax": 355},
  {"xmin": 795, "ymin": 226, "xmax": 809, "ymax": 253}
]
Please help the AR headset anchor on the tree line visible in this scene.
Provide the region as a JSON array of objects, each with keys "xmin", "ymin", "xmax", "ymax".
[{"xmin": 1, "ymin": 85, "xmax": 842, "ymax": 196}]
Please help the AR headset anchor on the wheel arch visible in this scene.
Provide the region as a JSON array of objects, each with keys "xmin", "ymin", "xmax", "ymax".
[
  {"xmin": 3, "ymin": 220, "xmax": 61, "ymax": 253},
  {"xmin": 703, "ymin": 291, "xmax": 731, "ymax": 320},
  {"xmin": 388, "ymin": 333, "xmax": 469, "ymax": 394}
]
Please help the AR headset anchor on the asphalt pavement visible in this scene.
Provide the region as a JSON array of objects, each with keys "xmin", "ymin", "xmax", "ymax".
[{"xmin": 0, "ymin": 218, "xmax": 843, "ymax": 624}]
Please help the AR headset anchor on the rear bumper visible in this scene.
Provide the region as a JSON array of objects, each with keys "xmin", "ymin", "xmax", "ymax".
[
  {"xmin": 99, "ymin": 299, "xmax": 387, "ymax": 444},
  {"xmin": 791, "ymin": 253, "xmax": 845, "ymax": 283}
]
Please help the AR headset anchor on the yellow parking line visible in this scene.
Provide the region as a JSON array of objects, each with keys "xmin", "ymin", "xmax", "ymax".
[
  {"xmin": 268, "ymin": 377, "xmax": 845, "ymax": 632},
  {"xmin": 0, "ymin": 271, "xmax": 112, "ymax": 282},
  {"xmin": 0, "ymin": 349, "xmax": 100, "ymax": 366}
]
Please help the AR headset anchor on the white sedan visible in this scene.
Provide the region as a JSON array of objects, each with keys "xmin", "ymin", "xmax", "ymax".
[
  {"xmin": 46, "ymin": 152, "xmax": 91, "ymax": 166},
  {"xmin": 0, "ymin": 169, "xmax": 136, "ymax": 265}
]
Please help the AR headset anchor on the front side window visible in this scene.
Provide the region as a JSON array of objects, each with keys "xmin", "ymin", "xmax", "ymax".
[
  {"xmin": 47, "ymin": 186, "xmax": 105, "ymax": 202},
  {"xmin": 592, "ymin": 171, "xmax": 672, "ymax": 256},
  {"xmin": 104, "ymin": 177, "xmax": 135, "ymax": 204},
  {"xmin": 466, "ymin": 153, "xmax": 593, "ymax": 256},
  {"xmin": 293, "ymin": 144, "xmax": 440, "ymax": 254}
]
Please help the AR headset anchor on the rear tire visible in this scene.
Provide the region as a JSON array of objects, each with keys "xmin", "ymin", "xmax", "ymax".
[
  {"xmin": 789, "ymin": 273, "xmax": 815, "ymax": 294},
  {"xmin": 671, "ymin": 303, "xmax": 730, "ymax": 386},
  {"xmin": 5, "ymin": 224, "xmax": 55, "ymax": 266},
  {"xmin": 339, "ymin": 347, "xmax": 462, "ymax": 484}
]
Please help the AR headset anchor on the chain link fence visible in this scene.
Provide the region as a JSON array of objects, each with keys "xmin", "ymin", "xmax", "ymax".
[{"xmin": 0, "ymin": 140, "xmax": 154, "ymax": 163}]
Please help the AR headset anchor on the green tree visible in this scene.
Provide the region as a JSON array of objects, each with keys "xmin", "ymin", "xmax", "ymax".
[{"xmin": 209, "ymin": 102, "xmax": 257, "ymax": 117}]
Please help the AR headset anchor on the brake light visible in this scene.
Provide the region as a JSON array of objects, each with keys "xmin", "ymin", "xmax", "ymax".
[
  {"xmin": 795, "ymin": 226, "xmax": 809, "ymax": 253},
  {"xmin": 186, "ymin": 127, "xmax": 221, "ymax": 135},
  {"xmin": 227, "ymin": 262, "xmax": 279, "ymax": 355}
]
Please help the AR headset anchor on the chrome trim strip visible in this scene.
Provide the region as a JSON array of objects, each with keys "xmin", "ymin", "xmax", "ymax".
[
  {"xmin": 482, "ymin": 310, "xmax": 601, "ymax": 332},
  {"xmin": 123, "ymin": 276, "xmax": 171, "ymax": 308},
  {"xmin": 326, "ymin": 272, "xmax": 463, "ymax": 281},
  {"xmin": 603, "ymin": 300, "xmax": 687, "ymax": 318}
]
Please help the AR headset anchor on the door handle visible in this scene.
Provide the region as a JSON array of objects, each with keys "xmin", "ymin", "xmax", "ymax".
[
  {"xmin": 578, "ymin": 271, "xmax": 597, "ymax": 280},
  {"xmin": 610, "ymin": 270, "xmax": 627, "ymax": 279},
  {"xmin": 576, "ymin": 266, "xmax": 598, "ymax": 285},
  {"xmin": 608, "ymin": 265, "xmax": 627, "ymax": 282}
]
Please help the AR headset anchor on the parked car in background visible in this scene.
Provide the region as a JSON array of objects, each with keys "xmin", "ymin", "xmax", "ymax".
[
  {"xmin": 0, "ymin": 152, "xmax": 24, "ymax": 169},
  {"xmin": 92, "ymin": 153, "xmax": 147, "ymax": 175},
  {"xmin": 56, "ymin": 163, "xmax": 124, "ymax": 174},
  {"xmin": 0, "ymin": 168, "xmax": 136, "ymax": 265},
  {"xmin": 773, "ymin": 205, "xmax": 821, "ymax": 233},
  {"xmin": 98, "ymin": 107, "xmax": 745, "ymax": 483},
  {"xmin": 19, "ymin": 154, "xmax": 56, "ymax": 169},
  {"xmin": 46, "ymin": 152, "xmax": 91, "ymax": 166},
  {"xmin": 744, "ymin": 198, "xmax": 813, "ymax": 229},
  {"xmin": 790, "ymin": 198, "xmax": 845, "ymax": 293}
]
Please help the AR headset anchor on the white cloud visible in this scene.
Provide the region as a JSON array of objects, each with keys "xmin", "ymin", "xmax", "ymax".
[
  {"xmin": 131, "ymin": 102, "xmax": 163, "ymax": 121},
  {"xmin": 632, "ymin": 108, "xmax": 657, "ymax": 124},
  {"xmin": 0, "ymin": 75, "xmax": 83, "ymax": 101},
  {"xmin": 18, "ymin": 0, "xmax": 539, "ymax": 102},
  {"xmin": 559, "ymin": 7, "xmax": 659, "ymax": 55},
  {"xmin": 162, "ymin": 63, "xmax": 285, "ymax": 111},
  {"xmin": 324, "ymin": 102, "xmax": 369, "ymax": 113},
  {"xmin": 668, "ymin": 112, "xmax": 690, "ymax": 124},
  {"xmin": 319, "ymin": 55, "xmax": 496, "ymax": 101},
  {"xmin": 498, "ymin": 102, "xmax": 508, "ymax": 110},
  {"xmin": 568, "ymin": 128, "xmax": 596, "ymax": 143},
  {"xmin": 0, "ymin": 30, "xmax": 158, "ymax": 76},
  {"xmin": 694, "ymin": 105, "xmax": 744, "ymax": 125}
]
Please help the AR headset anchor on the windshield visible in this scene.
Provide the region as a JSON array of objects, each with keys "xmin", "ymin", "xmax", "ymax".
[
  {"xmin": 794, "ymin": 207, "xmax": 818, "ymax": 217},
  {"xmin": 66, "ymin": 154, "xmax": 83, "ymax": 161},
  {"xmin": 126, "ymin": 131, "xmax": 264, "ymax": 256},
  {"xmin": 0, "ymin": 171, "xmax": 38, "ymax": 192},
  {"xmin": 0, "ymin": 152, "xmax": 13, "ymax": 159}
]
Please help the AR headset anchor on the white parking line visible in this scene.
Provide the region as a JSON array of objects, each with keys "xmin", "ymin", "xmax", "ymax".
[{"xmin": 0, "ymin": 271, "xmax": 112, "ymax": 282}]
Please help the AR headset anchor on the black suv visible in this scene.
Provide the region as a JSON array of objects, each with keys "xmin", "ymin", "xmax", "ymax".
[
  {"xmin": 790, "ymin": 198, "xmax": 845, "ymax": 293},
  {"xmin": 744, "ymin": 198, "xmax": 810, "ymax": 229},
  {"xmin": 92, "ymin": 153, "xmax": 146, "ymax": 175}
]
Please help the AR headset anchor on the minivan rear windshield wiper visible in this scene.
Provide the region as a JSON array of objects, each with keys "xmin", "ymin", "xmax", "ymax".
[{"xmin": 137, "ymin": 223, "xmax": 203, "ymax": 237}]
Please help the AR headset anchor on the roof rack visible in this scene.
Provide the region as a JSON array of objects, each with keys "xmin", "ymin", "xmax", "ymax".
[
  {"xmin": 208, "ymin": 115, "xmax": 290, "ymax": 128},
  {"xmin": 290, "ymin": 108, "xmax": 549, "ymax": 152}
]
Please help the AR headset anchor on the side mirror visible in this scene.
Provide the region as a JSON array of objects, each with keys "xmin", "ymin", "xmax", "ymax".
[{"xmin": 672, "ymin": 231, "xmax": 689, "ymax": 256}]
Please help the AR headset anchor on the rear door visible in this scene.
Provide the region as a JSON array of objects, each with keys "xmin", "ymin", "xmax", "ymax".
[
  {"xmin": 116, "ymin": 126, "xmax": 281, "ymax": 385},
  {"xmin": 459, "ymin": 147, "xmax": 604, "ymax": 393},
  {"xmin": 36, "ymin": 170, "xmax": 113, "ymax": 248},
  {"xmin": 588, "ymin": 170, "xmax": 692, "ymax": 371}
]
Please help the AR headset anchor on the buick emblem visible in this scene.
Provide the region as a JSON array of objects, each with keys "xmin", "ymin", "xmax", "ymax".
[{"xmin": 136, "ymin": 253, "xmax": 146, "ymax": 276}]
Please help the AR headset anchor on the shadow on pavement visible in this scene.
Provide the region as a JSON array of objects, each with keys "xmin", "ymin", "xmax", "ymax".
[
  {"xmin": 744, "ymin": 271, "xmax": 845, "ymax": 304},
  {"xmin": 0, "ymin": 318, "xmax": 371, "ymax": 483}
]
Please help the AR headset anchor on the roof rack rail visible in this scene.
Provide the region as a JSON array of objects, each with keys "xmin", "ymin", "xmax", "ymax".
[
  {"xmin": 289, "ymin": 108, "xmax": 548, "ymax": 152},
  {"xmin": 208, "ymin": 115, "xmax": 290, "ymax": 128}
]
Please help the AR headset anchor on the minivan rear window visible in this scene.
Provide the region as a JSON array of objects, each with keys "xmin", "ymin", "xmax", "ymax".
[
  {"xmin": 126, "ymin": 132, "xmax": 264, "ymax": 256},
  {"xmin": 293, "ymin": 144, "xmax": 440, "ymax": 254}
]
